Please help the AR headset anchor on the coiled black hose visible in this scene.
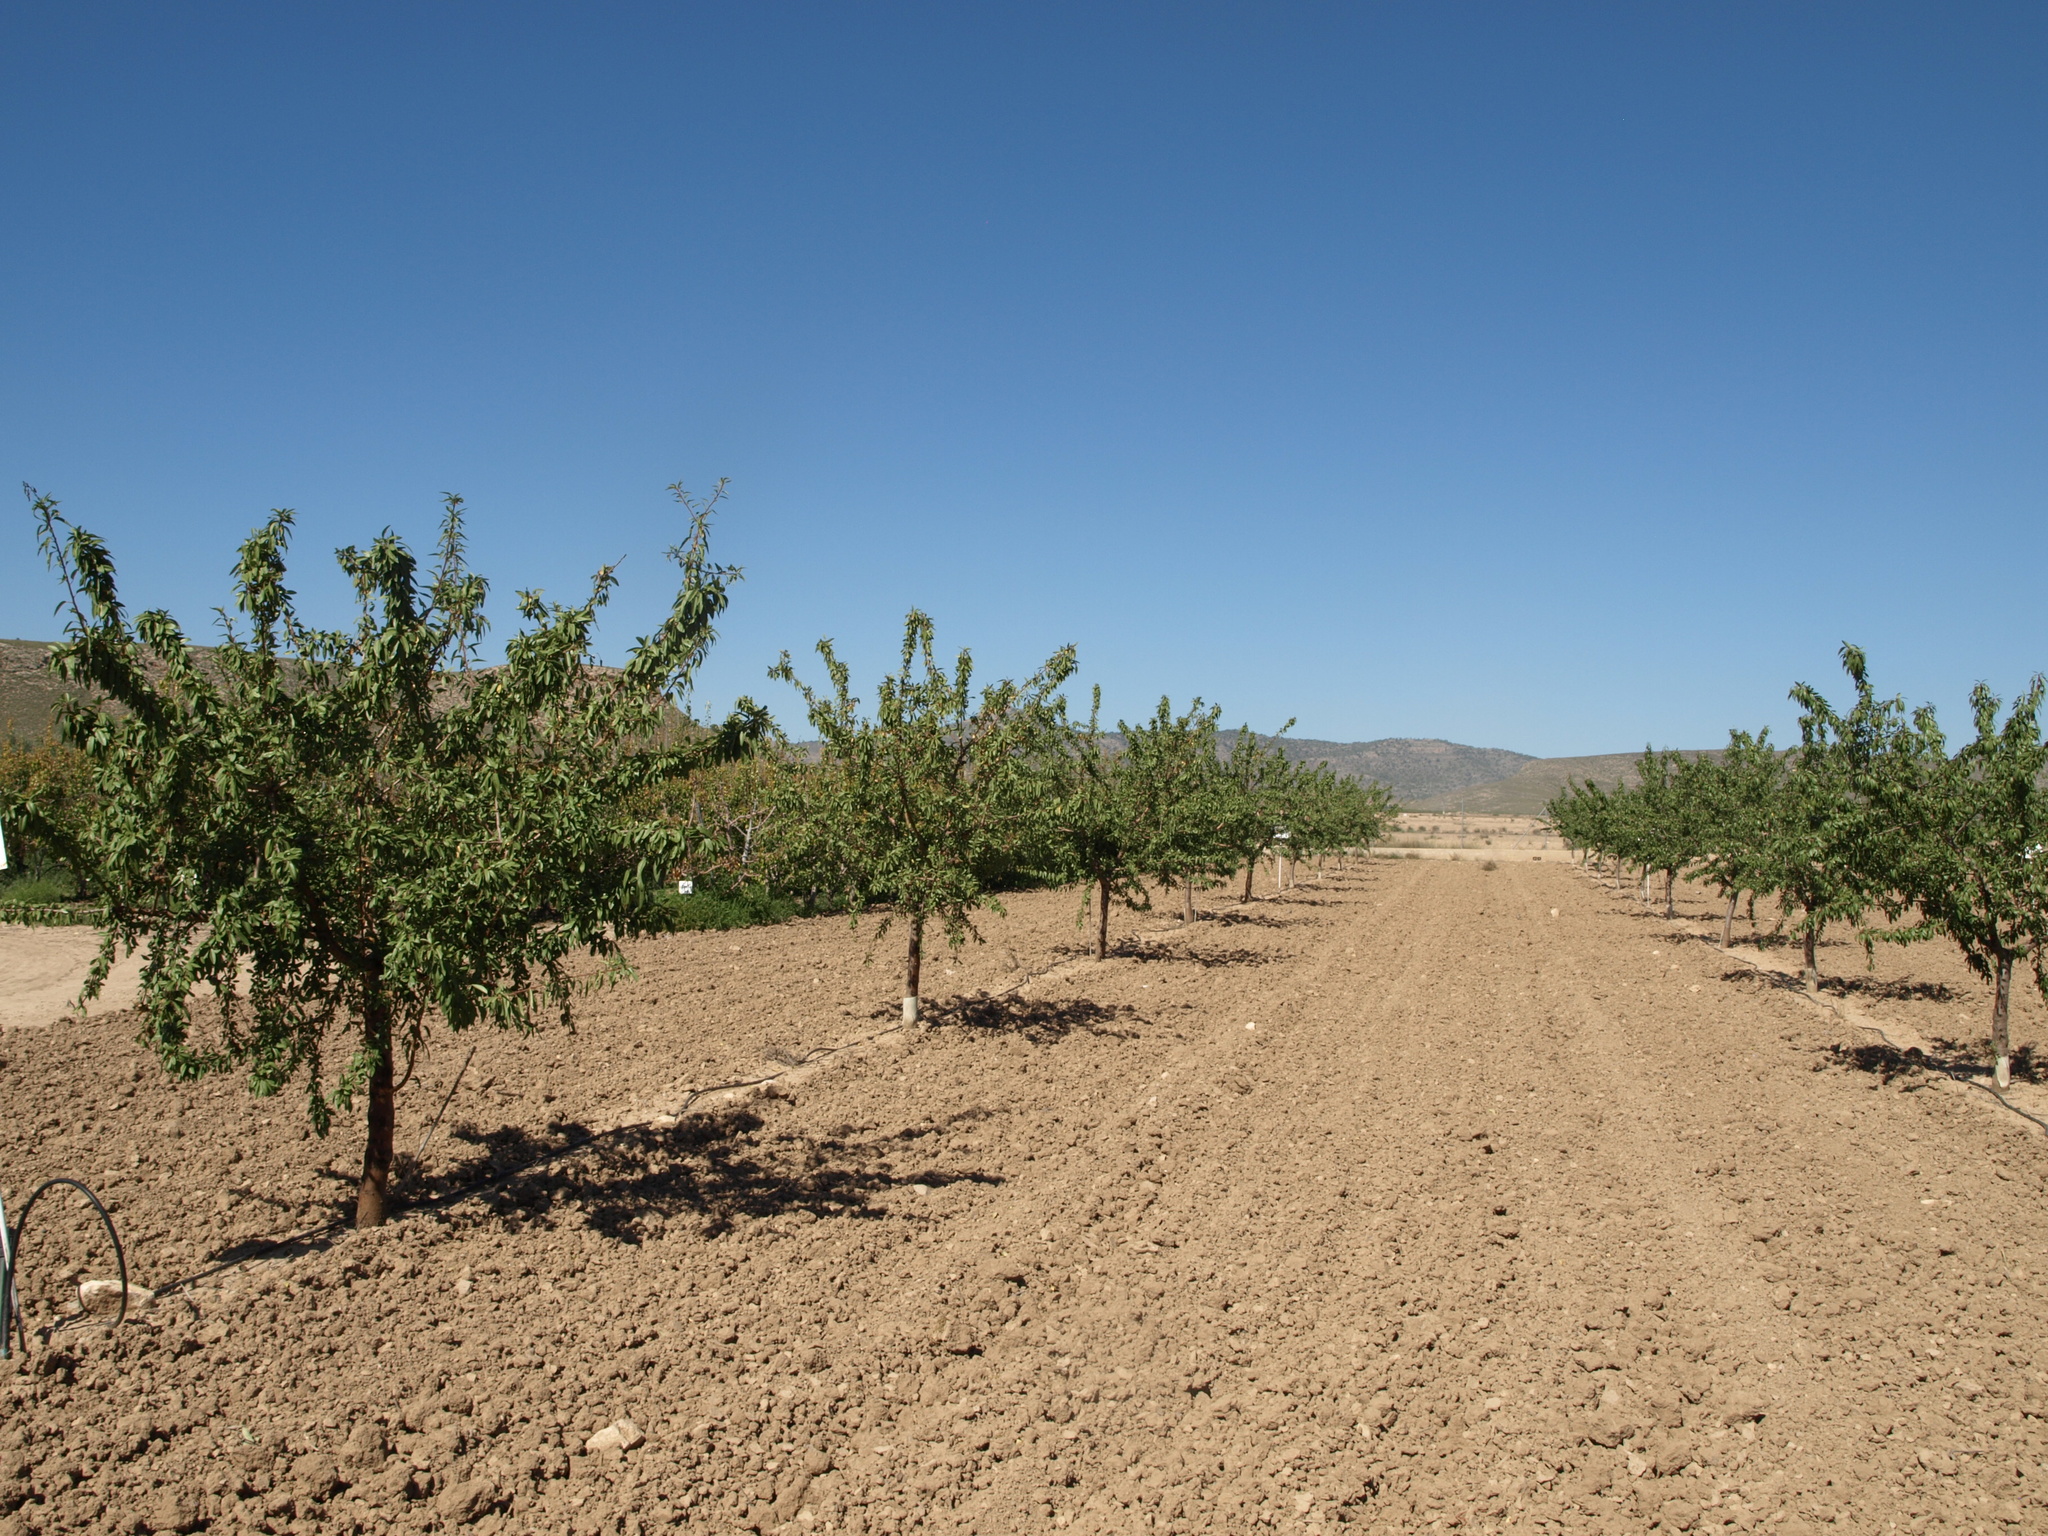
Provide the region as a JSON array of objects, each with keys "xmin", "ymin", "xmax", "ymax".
[{"xmin": 2, "ymin": 1177, "xmax": 129, "ymax": 1358}]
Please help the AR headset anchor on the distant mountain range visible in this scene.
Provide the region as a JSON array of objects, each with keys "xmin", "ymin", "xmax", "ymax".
[
  {"xmin": 1261, "ymin": 735, "xmax": 1704, "ymax": 816},
  {"xmin": 1397, "ymin": 750, "xmax": 1717, "ymax": 816},
  {"xmin": 3, "ymin": 636, "xmax": 1703, "ymax": 817},
  {"xmin": 1, "ymin": 639, "xmax": 81, "ymax": 742},
  {"xmin": 1253, "ymin": 735, "xmax": 1535, "ymax": 805}
]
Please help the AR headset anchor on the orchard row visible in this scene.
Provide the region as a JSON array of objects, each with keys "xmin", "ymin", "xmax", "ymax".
[
  {"xmin": 1545, "ymin": 645, "xmax": 2047, "ymax": 1089},
  {"xmin": 0, "ymin": 487, "xmax": 1390, "ymax": 1226}
]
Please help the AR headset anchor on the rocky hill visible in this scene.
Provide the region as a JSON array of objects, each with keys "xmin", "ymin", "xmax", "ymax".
[
  {"xmin": 1251, "ymin": 735, "xmax": 1534, "ymax": 805},
  {"xmin": 1, "ymin": 639, "xmax": 79, "ymax": 742},
  {"xmin": 1403, "ymin": 749, "xmax": 1721, "ymax": 816}
]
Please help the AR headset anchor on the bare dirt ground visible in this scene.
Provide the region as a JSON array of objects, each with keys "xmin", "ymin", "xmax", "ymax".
[
  {"xmin": 1381, "ymin": 817, "xmax": 1564, "ymax": 863},
  {"xmin": 0, "ymin": 928, "xmax": 144, "ymax": 1033},
  {"xmin": 5, "ymin": 859, "xmax": 2048, "ymax": 1536}
]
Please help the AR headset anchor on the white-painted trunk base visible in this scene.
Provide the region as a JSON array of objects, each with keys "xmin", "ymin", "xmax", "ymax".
[
  {"xmin": 1997, "ymin": 1055, "xmax": 2011, "ymax": 1090},
  {"xmin": 902, "ymin": 996, "xmax": 918, "ymax": 1025}
]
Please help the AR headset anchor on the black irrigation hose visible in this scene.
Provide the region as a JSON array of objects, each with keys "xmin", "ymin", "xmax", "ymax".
[
  {"xmin": 3, "ymin": 1177, "xmax": 129, "ymax": 1358},
  {"xmin": 1954, "ymin": 1076, "xmax": 2048, "ymax": 1137}
]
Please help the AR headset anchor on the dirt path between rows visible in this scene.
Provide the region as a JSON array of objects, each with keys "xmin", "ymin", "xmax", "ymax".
[
  {"xmin": 0, "ymin": 925, "xmax": 144, "ymax": 1032},
  {"xmin": 4, "ymin": 861, "xmax": 2047, "ymax": 1536}
]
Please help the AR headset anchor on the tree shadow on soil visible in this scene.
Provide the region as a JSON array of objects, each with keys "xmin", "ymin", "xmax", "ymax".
[
  {"xmin": 410, "ymin": 1109, "xmax": 1004, "ymax": 1244},
  {"xmin": 1719, "ymin": 966, "xmax": 1809, "ymax": 996},
  {"xmin": 1828, "ymin": 1037, "xmax": 2036, "ymax": 1087},
  {"xmin": 945, "ymin": 993, "xmax": 1144, "ymax": 1043},
  {"xmin": 1046, "ymin": 936, "xmax": 1276, "ymax": 969},
  {"xmin": 1201, "ymin": 908, "xmax": 1295, "ymax": 929},
  {"xmin": 1155, "ymin": 945, "xmax": 1278, "ymax": 971},
  {"xmin": 1717, "ymin": 962, "xmax": 1959, "ymax": 1005},
  {"xmin": 1818, "ymin": 974, "xmax": 1958, "ymax": 1003},
  {"xmin": 212, "ymin": 1107, "xmax": 1010, "ymax": 1262}
]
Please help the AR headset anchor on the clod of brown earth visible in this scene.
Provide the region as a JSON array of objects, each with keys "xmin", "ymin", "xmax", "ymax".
[
  {"xmin": 2, "ymin": 861, "xmax": 2048, "ymax": 1533},
  {"xmin": 145, "ymin": 1485, "xmax": 201, "ymax": 1533},
  {"xmin": 585, "ymin": 1418, "xmax": 646, "ymax": 1452}
]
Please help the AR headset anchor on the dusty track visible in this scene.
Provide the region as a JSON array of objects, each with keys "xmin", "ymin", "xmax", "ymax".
[{"xmin": 4, "ymin": 861, "xmax": 2047, "ymax": 1535}]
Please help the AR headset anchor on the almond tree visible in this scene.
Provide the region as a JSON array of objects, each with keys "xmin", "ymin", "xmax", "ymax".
[
  {"xmin": 771, "ymin": 611, "xmax": 1074, "ymax": 1023},
  {"xmin": 1120, "ymin": 697, "xmax": 1229, "ymax": 923},
  {"xmin": 0, "ymin": 733, "xmax": 91, "ymax": 903},
  {"xmin": 1684, "ymin": 729, "xmax": 1785, "ymax": 946},
  {"xmin": 1047, "ymin": 693, "xmax": 1238, "ymax": 953},
  {"xmin": 1545, "ymin": 777, "xmax": 1622, "ymax": 884},
  {"xmin": 1215, "ymin": 725, "xmax": 1297, "ymax": 901},
  {"xmin": 1046, "ymin": 689, "xmax": 1158, "ymax": 959},
  {"xmin": 1774, "ymin": 646, "xmax": 1909, "ymax": 988},
  {"xmin": 10, "ymin": 485, "xmax": 761, "ymax": 1227},
  {"xmin": 1872, "ymin": 676, "xmax": 2048, "ymax": 1089},
  {"xmin": 1627, "ymin": 748, "xmax": 1713, "ymax": 918},
  {"xmin": 1275, "ymin": 762, "xmax": 1396, "ymax": 876}
]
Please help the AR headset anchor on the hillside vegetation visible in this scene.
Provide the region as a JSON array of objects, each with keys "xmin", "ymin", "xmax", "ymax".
[{"xmin": 1406, "ymin": 750, "xmax": 1721, "ymax": 816}]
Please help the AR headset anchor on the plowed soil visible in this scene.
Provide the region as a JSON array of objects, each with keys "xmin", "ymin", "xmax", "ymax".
[{"xmin": 5, "ymin": 859, "xmax": 2048, "ymax": 1536}]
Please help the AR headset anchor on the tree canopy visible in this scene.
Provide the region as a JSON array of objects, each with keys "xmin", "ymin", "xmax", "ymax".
[
  {"xmin": 770, "ymin": 610, "xmax": 1075, "ymax": 1022},
  {"xmin": 10, "ymin": 484, "xmax": 763, "ymax": 1225}
]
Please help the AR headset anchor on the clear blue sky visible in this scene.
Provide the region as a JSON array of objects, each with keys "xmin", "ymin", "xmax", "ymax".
[{"xmin": 3, "ymin": 3, "xmax": 2042, "ymax": 756}]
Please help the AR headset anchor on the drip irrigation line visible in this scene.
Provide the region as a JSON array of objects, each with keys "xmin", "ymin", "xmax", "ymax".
[
  {"xmin": 145, "ymin": 964, "xmax": 1049, "ymax": 1297},
  {"xmin": 127, "ymin": 919, "xmax": 1226, "ymax": 1301},
  {"xmin": 1587, "ymin": 866, "xmax": 2048, "ymax": 1142},
  {"xmin": 3, "ymin": 1177, "xmax": 129, "ymax": 1358},
  {"xmin": 1764, "ymin": 962, "xmax": 2048, "ymax": 1139},
  {"xmin": 410, "ymin": 1044, "xmax": 477, "ymax": 1174}
]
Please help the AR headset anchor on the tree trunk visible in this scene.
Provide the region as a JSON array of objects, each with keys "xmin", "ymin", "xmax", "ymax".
[
  {"xmin": 1095, "ymin": 871, "xmax": 1111, "ymax": 960},
  {"xmin": 1663, "ymin": 868, "xmax": 1676, "ymax": 919},
  {"xmin": 1722, "ymin": 892, "xmax": 1738, "ymax": 949},
  {"xmin": 904, "ymin": 916, "xmax": 924, "ymax": 1025},
  {"xmin": 1992, "ymin": 950, "xmax": 2014, "ymax": 1090},
  {"xmin": 1802, "ymin": 924, "xmax": 1818, "ymax": 992},
  {"xmin": 1183, "ymin": 879, "xmax": 1196, "ymax": 923},
  {"xmin": 355, "ymin": 996, "xmax": 395, "ymax": 1229},
  {"xmin": 1241, "ymin": 859, "xmax": 1254, "ymax": 902}
]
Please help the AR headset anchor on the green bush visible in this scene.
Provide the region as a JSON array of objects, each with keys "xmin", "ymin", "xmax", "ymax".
[
  {"xmin": 641, "ymin": 879, "xmax": 799, "ymax": 933},
  {"xmin": 0, "ymin": 868, "xmax": 77, "ymax": 903}
]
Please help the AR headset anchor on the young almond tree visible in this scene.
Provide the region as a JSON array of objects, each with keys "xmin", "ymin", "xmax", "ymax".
[
  {"xmin": 1770, "ymin": 646, "xmax": 1908, "ymax": 988},
  {"xmin": 1685, "ymin": 729, "xmax": 1785, "ymax": 947},
  {"xmin": 1874, "ymin": 676, "xmax": 2048, "ymax": 1089},
  {"xmin": 1048, "ymin": 689, "xmax": 1154, "ymax": 960},
  {"xmin": 1545, "ymin": 777, "xmax": 1621, "ymax": 883},
  {"xmin": 1120, "ymin": 696, "xmax": 1228, "ymax": 924},
  {"xmin": 1279, "ymin": 764, "xmax": 1397, "ymax": 876},
  {"xmin": 1215, "ymin": 725, "xmax": 1297, "ymax": 901},
  {"xmin": 10, "ymin": 485, "xmax": 762, "ymax": 1227},
  {"xmin": 0, "ymin": 733, "xmax": 92, "ymax": 904},
  {"xmin": 772, "ymin": 611, "xmax": 1074, "ymax": 1023},
  {"xmin": 1627, "ymin": 748, "xmax": 1712, "ymax": 918}
]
